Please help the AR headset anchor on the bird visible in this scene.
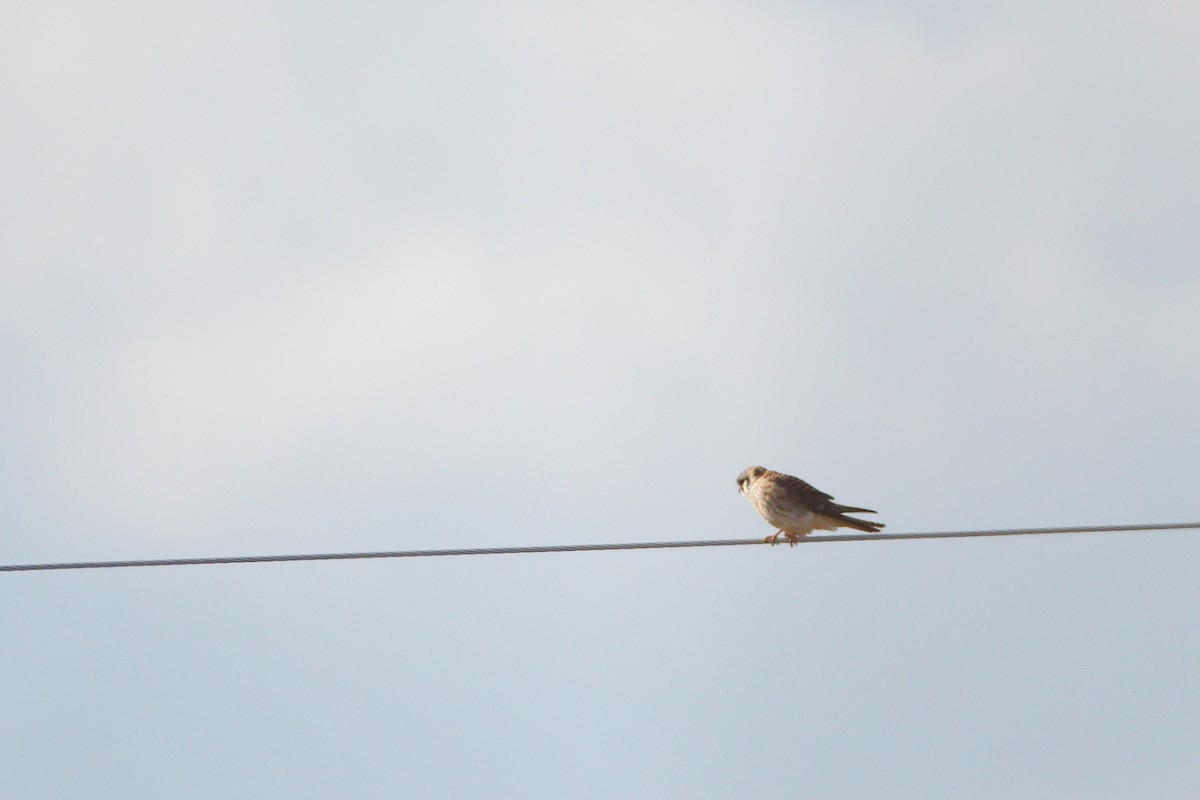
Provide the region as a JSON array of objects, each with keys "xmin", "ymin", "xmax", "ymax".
[{"xmin": 737, "ymin": 466, "xmax": 884, "ymax": 546}]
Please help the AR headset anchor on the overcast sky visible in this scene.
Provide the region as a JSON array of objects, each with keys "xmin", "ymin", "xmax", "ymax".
[{"xmin": 3, "ymin": 2, "xmax": 1199, "ymax": 797}]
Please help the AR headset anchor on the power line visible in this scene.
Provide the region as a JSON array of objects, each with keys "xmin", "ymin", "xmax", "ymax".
[{"xmin": 2, "ymin": 521, "xmax": 1197, "ymax": 573}]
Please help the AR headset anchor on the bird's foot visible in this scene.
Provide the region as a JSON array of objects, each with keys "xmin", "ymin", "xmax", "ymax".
[{"xmin": 764, "ymin": 531, "xmax": 783, "ymax": 546}]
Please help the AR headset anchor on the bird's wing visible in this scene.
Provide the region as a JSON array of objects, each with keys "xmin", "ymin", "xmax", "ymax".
[
  {"xmin": 772, "ymin": 471, "xmax": 880, "ymax": 518},
  {"xmin": 769, "ymin": 471, "xmax": 835, "ymax": 509}
]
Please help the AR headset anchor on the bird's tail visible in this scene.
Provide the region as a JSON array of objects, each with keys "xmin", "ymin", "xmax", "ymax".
[
  {"xmin": 833, "ymin": 515, "xmax": 885, "ymax": 533},
  {"xmin": 830, "ymin": 504, "xmax": 884, "ymax": 533}
]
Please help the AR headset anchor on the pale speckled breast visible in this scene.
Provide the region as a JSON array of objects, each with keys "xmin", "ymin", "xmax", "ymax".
[{"xmin": 746, "ymin": 480, "xmax": 817, "ymax": 535}]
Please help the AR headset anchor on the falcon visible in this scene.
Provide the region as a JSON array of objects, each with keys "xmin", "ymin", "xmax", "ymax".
[{"xmin": 737, "ymin": 466, "xmax": 884, "ymax": 545}]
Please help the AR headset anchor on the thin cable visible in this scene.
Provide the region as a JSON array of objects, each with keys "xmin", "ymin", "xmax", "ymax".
[{"xmin": 2, "ymin": 521, "xmax": 1197, "ymax": 573}]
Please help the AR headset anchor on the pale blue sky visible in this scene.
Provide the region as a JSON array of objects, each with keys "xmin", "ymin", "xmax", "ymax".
[{"xmin": 3, "ymin": 2, "xmax": 1199, "ymax": 797}]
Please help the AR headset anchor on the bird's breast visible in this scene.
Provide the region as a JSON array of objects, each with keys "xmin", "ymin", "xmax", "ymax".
[{"xmin": 747, "ymin": 483, "xmax": 815, "ymax": 532}]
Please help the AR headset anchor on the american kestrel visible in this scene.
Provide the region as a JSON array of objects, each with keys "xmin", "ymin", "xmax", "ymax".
[{"xmin": 737, "ymin": 466, "xmax": 884, "ymax": 545}]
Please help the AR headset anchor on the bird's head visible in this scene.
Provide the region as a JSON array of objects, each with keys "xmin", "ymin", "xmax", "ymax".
[{"xmin": 737, "ymin": 466, "xmax": 768, "ymax": 495}]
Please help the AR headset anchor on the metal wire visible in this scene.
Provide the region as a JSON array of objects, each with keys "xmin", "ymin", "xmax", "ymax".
[{"xmin": 1, "ymin": 521, "xmax": 1197, "ymax": 573}]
